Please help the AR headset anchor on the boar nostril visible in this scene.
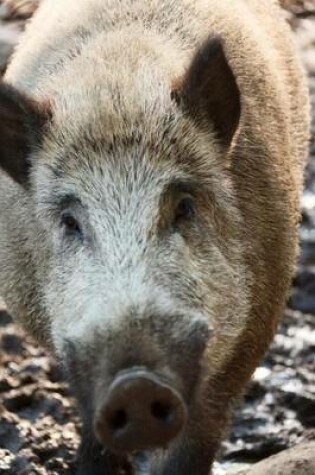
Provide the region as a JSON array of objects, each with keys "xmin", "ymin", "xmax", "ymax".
[
  {"xmin": 95, "ymin": 370, "xmax": 187, "ymax": 453},
  {"xmin": 151, "ymin": 401, "xmax": 172, "ymax": 422},
  {"xmin": 109, "ymin": 409, "xmax": 128, "ymax": 432}
]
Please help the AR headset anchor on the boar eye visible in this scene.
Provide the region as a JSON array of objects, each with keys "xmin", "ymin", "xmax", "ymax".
[
  {"xmin": 174, "ymin": 196, "xmax": 195, "ymax": 224},
  {"xmin": 61, "ymin": 211, "xmax": 82, "ymax": 236}
]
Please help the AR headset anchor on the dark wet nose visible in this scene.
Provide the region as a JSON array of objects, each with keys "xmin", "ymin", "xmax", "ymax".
[{"xmin": 94, "ymin": 370, "xmax": 187, "ymax": 453}]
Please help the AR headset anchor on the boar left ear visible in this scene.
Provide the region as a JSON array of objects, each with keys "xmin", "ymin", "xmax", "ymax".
[
  {"xmin": 0, "ymin": 83, "xmax": 50, "ymax": 187},
  {"xmin": 173, "ymin": 34, "xmax": 241, "ymax": 149}
]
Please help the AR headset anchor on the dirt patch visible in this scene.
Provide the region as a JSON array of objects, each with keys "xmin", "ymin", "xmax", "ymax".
[{"xmin": 0, "ymin": 305, "xmax": 80, "ymax": 474}]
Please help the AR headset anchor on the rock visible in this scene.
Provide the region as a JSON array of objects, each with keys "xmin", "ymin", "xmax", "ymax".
[{"xmin": 236, "ymin": 442, "xmax": 315, "ymax": 475}]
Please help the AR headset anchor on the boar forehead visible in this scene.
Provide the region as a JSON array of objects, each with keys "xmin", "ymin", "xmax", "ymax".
[
  {"xmin": 36, "ymin": 31, "xmax": 224, "ymax": 186},
  {"xmin": 34, "ymin": 66, "xmax": 228, "ymax": 227},
  {"xmin": 31, "ymin": 26, "xmax": 233, "ymax": 222}
]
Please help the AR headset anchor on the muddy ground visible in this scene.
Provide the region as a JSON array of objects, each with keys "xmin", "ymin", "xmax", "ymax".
[{"xmin": 0, "ymin": 1, "xmax": 315, "ymax": 474}]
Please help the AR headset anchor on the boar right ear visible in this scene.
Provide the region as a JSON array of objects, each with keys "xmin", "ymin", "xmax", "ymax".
[
  {"xmin": 172, "ymin": 34, "xmax": 241, "ymax": 149},
  {"xmin": 0, "ymin": 83, "xmax": 49, "ymax": 187}
]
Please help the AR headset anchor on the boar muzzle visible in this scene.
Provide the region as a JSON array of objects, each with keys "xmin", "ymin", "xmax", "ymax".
[{"xmin": 94, "ymin": 369, "xmax": 187, "ymax": 453}]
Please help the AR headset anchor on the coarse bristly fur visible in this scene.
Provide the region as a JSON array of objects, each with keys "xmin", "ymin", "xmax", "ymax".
[{"xmin": 0, "ymin": 0, "xmax": 310, "ymax": 474}]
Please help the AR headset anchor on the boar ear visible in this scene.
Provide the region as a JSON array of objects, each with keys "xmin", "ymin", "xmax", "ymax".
[
  {"xmin": 0, "ymin": 83, "xmax": 49, "ymax": 187},
  {"xmin": 173, "ymin": 34, "xmax": 241, "ymax": 148}
]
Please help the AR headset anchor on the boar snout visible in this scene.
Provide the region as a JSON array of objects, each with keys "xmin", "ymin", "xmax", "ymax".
[{"xmin": 94, "ymin": 369, "xmax": 187, "ymax": 453}]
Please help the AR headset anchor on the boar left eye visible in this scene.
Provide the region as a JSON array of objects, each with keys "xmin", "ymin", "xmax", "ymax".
[
  {"xmin": 61, "ymin": 211, "xmax": 82, "ymax": 236},
  {"xmin": 174, "ymin": 196, "xmax": 195, "ymax": 224}
]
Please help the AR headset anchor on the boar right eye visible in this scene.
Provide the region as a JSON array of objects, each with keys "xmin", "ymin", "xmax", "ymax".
[
  {"xmin": 60, "ymin": 211, "xmax": 82, "ymax": 237},
  {"xmin": 174, "ymin": 196, "xmax": 195, "ymax": 224}
]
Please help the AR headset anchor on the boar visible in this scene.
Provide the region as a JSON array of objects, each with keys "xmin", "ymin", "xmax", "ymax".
[{"xmin": 0, "ymin": 0, "xmax": 310, "ymax": 474}]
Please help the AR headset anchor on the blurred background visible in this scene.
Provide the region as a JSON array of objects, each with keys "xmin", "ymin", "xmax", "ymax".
[{"xmin": 0, "ymin": 1, "xmax": 314, "ymax": 474}]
